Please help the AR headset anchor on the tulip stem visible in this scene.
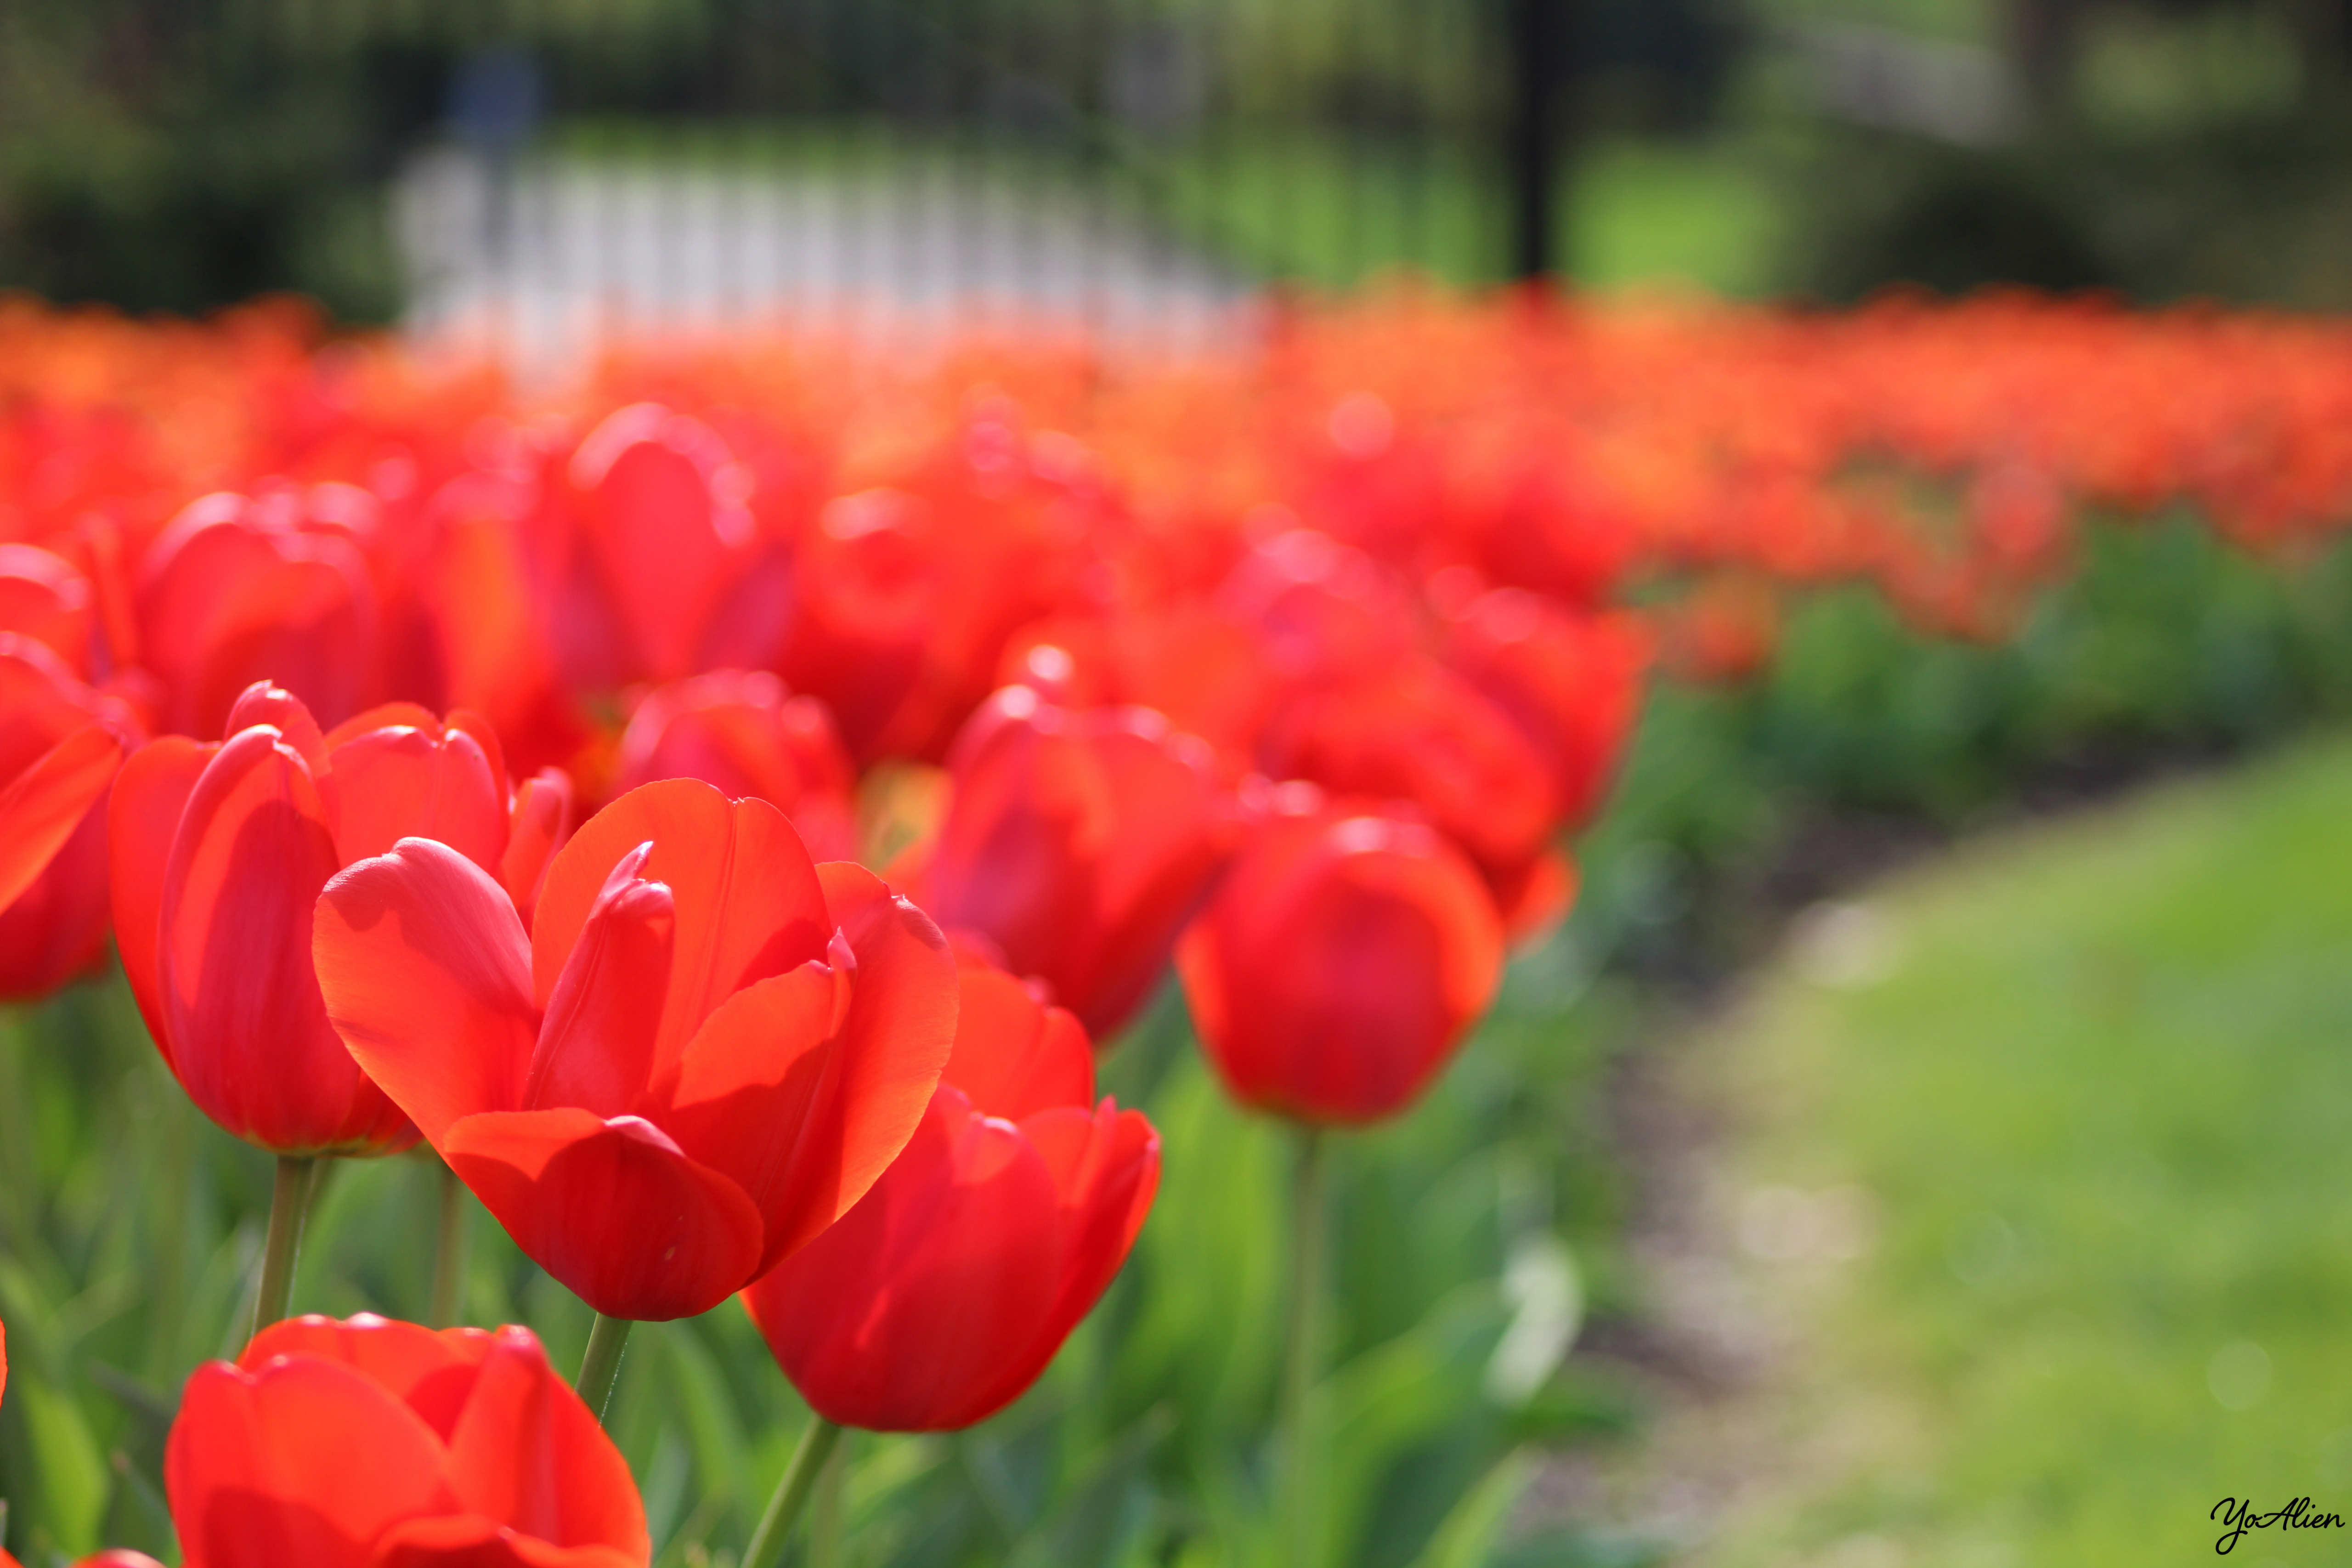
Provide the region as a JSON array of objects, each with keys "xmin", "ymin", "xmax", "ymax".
[
  {"xmin": 810, "ymin": 1435, "xmax": 847, "ymax": 1568},
  {"xmin": 249, "ymin": 1154, "xmax": 317, "ymax": 1342},
  {"xmin": 429, "ymin": 1160, "xmax": 470, "ymax": 1327},
  {"xmin": 575, "ymin": 1313, "xmax": 634, "ymax": 1423},
  {"xmin": 1280, "ymin": 1126, "xmax": 1328, "ymax": 1568},
  {"xmin": 743, "ymin": 1415, "xmax": 845, "ymax": 1568}
]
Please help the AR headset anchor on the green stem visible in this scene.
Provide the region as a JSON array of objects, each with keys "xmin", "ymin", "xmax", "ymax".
[
  {"xmin": 743, "ymin": 1416, "xmax": 846, "ymax": 1568},
  {"xmin": 810, "ymin": 1434, "xmax": 847, "ymax": 1568},
  {"xmin": 249, "ymin": 1154, "xmax": 317, "ymax": 1343},
  {"xmin": 429, "ymin": 1160, "xmax": 470, "ymax": 1327},
  {"xmin": 574, "ymin": 1313, "xmax": 634, "ymax": 1423},
  {"xmin": 1281, "ymin": 1126, "xmax": 1327, "ymax": 1568}
]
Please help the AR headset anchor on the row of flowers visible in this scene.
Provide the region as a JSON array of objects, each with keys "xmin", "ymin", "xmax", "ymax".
[{"xmin": 1, "ymin": 286, "xmax": 2344, "ymax": 1562}]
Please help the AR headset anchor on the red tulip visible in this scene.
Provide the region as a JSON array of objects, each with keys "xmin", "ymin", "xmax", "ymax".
[
  {"xmin": 1176, "ymin": 793, "xmax": 1503, "ymax": 1126},
  {"xmin": 1259, "ymin": 652, "xmax": 1564, "ymax": 936},
  {"xmin": 166, "ymin": 1314, "xmax": 646, "ymax": 1568},
  {"xmin": 136, "ymin": 490, "xmax": 378, "ymax": 740},
  {"xmin": 611, "ymin": 671, "xmax": 857, "ymax": 861},
  {"xmin": 109, "ymin": 684, "xmax": 566, "ymax": 1156},
  {"xmin": 0, "ymin": 635, "xmax": 135, "ymax": 999},
  {"xmin": 313, "ymin": 778, "xmax": 956, "ymax": 1320},
  {"xmin": 542, "ymin": 404, "xmax": 776, "ymax": 689},
  {"xmin": 744, "ymin": 950, "xmax": 1159, "ymax": 1431},
  {"xmin": 1441, "ymin": 587, "xmax": 1646, "ymax": 834},
  {"xmin": 1215, "ymin": 529, "xmax": 1417, "ymax": 697},
  {"xmin": 0, "ymin": 543, "xmax": 97, "ymax": 673},
  {"xmin": 892, "ymin": 686, "xmax": 1234, "ymax": 1041},
  {"xmin": 996, "ymin": 612, "xmax": 1278, "ymax": 781},
  {"xmin": 776, "ymin": 413, "xmax": 1101, "ymax": 764}
]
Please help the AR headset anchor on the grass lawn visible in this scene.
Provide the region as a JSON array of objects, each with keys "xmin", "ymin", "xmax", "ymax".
[{"xmin": 1688, "ymin": 736, "xmax": 2352, "ymax": 1567}]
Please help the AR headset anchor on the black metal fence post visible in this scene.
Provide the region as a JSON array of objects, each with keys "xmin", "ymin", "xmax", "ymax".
[{"xmin": 1508, "ymin": 0, "xmax": 1566, "ymax": 282}]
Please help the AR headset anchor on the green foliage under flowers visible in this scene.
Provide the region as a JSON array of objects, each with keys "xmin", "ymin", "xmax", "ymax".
[{"xmin": 0, "ymin": 915, "xmax": 1650, "ymax": 1568}]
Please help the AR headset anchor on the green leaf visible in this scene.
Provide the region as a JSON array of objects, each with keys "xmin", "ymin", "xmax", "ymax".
[
  {"xmin": 16, "ymin": 1376, "xmax": 108, "ymax": 1554},
  {"xmin": 1407, "ymin": 1450, "xmax": 1532, "ymax": 1568},
  {"xmin": 1003, "ymin": 1408, "xmax": 1173, "ymax": 1568}
]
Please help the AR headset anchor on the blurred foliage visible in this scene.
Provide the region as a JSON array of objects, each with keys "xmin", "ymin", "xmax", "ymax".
[
  {"xmin": 1784, "ymin": 113, "xmax": 2352, "ymax": 307},
  {"xmin": 0, "ymin": 0, "xmax": 1746, "ymax": 311}
]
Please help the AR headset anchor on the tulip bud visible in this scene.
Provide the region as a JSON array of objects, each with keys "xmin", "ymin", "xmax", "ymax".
[{"xmin": 1177, "ymin": 795, "xmax": 1504, "ymax": 1126}]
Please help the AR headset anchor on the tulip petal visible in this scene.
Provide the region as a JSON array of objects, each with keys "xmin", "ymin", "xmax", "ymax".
[
  {"xmin": 166, "ymin": 1356, "xmax": 452, "ymax": 1568},
  {"xmin": 0, "ymin": 721, "xmax": 120, "ymax": 913},
  {"xmin": 1064, "ymin": 718, "xmax": 1233, "ymax": 1038},
  {"xmin": 445, "ymin": 709, "xmax": 512, "ymax": 807},
  {"xmin": 368, "ymin": 1516, "xmax": 642, "ymax": 1568},
  {"xmin": 1179, "ymin": 811, "xmax": 1504, "ymax": 1126},
  {"xmin": 525, "ymin": 846, "xmax": 673, "ymax": 1118},
  {"xmin": 325, "ymin": 725, "xmax": 509, "ymax": 874},
  {"xmin": 746, "ymin": 1091, "xmax": 1062, "ymax": 1432},
  {"xmin": 924, "ymin": 698, "xmax": 1108, "ymax": 984},
  {"xmin": 161, "ymin": 727, "xmax": 401, "ymax": 1155},
  {"xmin": 960, "ymin": 1100, "xmax": 1159, "ymax": 1422},
  {"xmin": 108, "ymin": 736, "xmax": 215, "ymax": 1060},
  {"xmin": 322, "ymin": 702, "xmax": 441, "ymax": 752},
  {"xmin": 941, "ymin": 957, "xmax": 1094, "ymax": 1122},
  {"xmin": 649, "ymin": 959, "xmax": 841, "ymax": 1265},
  {"xmin": 444, "ymin": 1109, "xmax": 764, "ymax": 1321},
  {"xmin": 316, "ymin": 840, "xmax": 540, "ymax": 1146},
  {"xmin": 240, "ymin": 1314, "xmax": 496, "ymax": 1443},
  {"xmin": 443, "ymin": 1329, "xmax": 648, "ymax": 1557},
  {"xmin": 757, "ymin": 863, "xmax": 957, "ymax": 1263},
  {"xmin": 532, "ymin": 780, "xmax": 828, "ymax": 1069},
  {"xmin": 499, "ymin": 770, "xmax": 574, "ymax": 930},
  {"xmin": 224, "ymin": 682, "xmax": 330, "ymax": 775}
]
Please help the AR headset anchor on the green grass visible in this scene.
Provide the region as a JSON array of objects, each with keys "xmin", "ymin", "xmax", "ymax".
[
  {"xmin": 543, "ymin": 119, "xmax": 1790, "ymax": 297},
  {"xmin": 1695, "ymin": 736, "xmax": 2352, "ymax": 1567}
]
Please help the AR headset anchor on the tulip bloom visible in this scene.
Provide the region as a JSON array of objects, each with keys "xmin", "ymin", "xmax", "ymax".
[
  {"xmin": 0, "ymin": 543, "xmax": 97, "ymax": 672},
  {"xmin": 893, "ymin": 686, "xmax": 1233, "ymax": 1041},
  {"xmin": 1176, "ymin": 794, "xmax": 1504, "ymax": 1126},
  {"xmin": 167, "ymin": 1314, "xmax": 646, "ymax": 1568},
  {"xmin": 314, "ymin": 778, "xmax": 956, "ymax": 1321},
  {"xmin": 136, "ymin": 490, "xmax": 379, "ymax": 740},
  {"xmin": 109, "ymin": 684, "xmax": 570, "ymax": 1156},
  {"xmin": 542, "ymin": 403, "xmax": 779, "ymax": 688},
  {"xmin": 1259, "ymin": 653, "xmax": 1566, "ymax": 936},
  {"xmin": 1442, "ymin": 588, "xmax": 1646, "ymax": 835},
  {"xmin": 0, "ymin": 635, "xmax": 133, "ymax": 999},
  {"xmin": 611, "ymin": 670, "xmax": 858, "ymax": 861},
  {"xmin": 745, "ymin": 951, "xmax": 1159, "ymax": 1431}
]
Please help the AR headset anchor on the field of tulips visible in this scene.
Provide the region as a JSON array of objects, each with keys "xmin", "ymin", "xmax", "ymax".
[{"xmin": 3, "ymin": 284, "xmax": 2352, "ymax": 1568}]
